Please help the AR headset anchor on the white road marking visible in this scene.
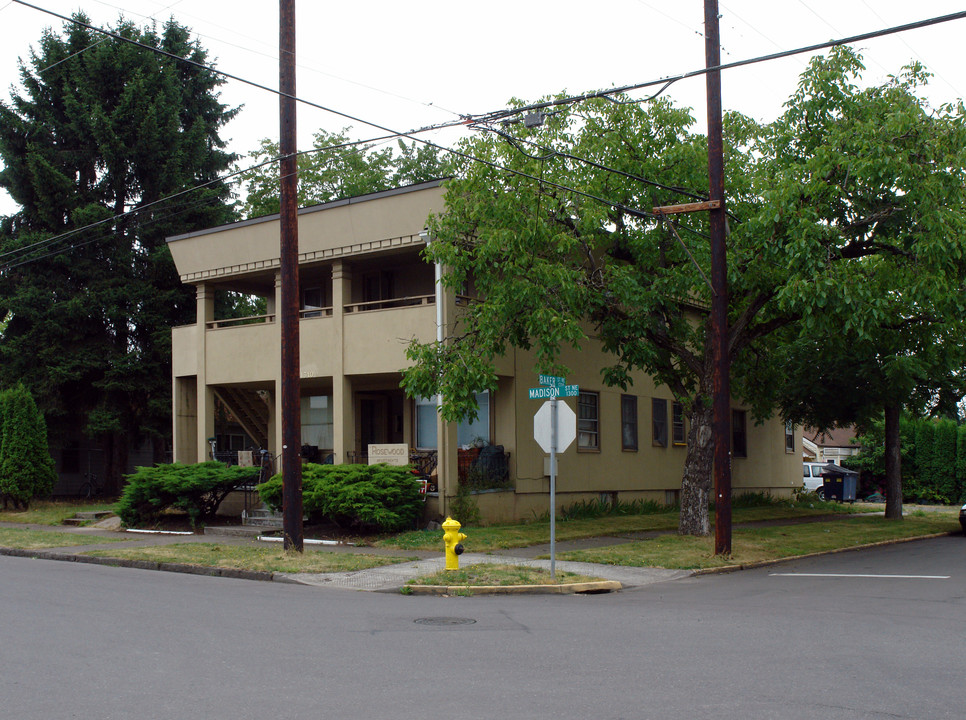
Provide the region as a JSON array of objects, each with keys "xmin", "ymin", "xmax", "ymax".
[{"xmin": 769, "ymin": 573, "xmax": 950, "ymax": 579}]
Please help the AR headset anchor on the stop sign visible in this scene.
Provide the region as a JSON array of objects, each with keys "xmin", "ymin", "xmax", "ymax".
[{"xmin": 533, "ymin": 400, "xmax": 577, "ymax": 454}]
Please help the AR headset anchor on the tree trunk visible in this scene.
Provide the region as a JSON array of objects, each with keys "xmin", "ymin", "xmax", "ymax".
[
  {"xmin": 102, "ymin": 431, "xmax": 128, "ymax": 496},
  {"xmin": 884, "ymin": 402, "xmax": 903, "ymax": 520},
  {"xmin": 152, "ymin": 436, "xmax": 168, "ymax": 465},
  {"xmin": 679, "ymin": 398, "xmax": 714, "ymax": 535}
]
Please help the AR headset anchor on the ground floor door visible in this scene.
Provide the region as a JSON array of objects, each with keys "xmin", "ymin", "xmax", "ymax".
[{"xmin": 358, "ymin": 391, "xmax": 405, "ymax": 450}]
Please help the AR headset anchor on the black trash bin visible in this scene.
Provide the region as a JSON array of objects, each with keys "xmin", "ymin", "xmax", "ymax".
[{"xmin": 821, "ymin": 464, "xmax": 857, "ymax": 502}]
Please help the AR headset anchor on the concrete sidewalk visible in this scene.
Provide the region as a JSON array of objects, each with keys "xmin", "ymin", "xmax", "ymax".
[{"xmin": 279, "ymin": 553, "xmax": 690, "ymax": 591}]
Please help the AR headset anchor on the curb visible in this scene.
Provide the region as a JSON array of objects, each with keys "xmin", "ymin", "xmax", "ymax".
[
  {"xmin": 1, "ymin": 530, "xmax": 957, "ymax": 589},
  {"xmin": 691, "ymin": 531, "xmax": 957, "ymax": 576},
  {"xmin": 0, "ymin": 546, "xmax": 280, "ymax": 583},
  {"xmin": 405, "ymin": 580, "xmax": 622, "ymax": 596}
]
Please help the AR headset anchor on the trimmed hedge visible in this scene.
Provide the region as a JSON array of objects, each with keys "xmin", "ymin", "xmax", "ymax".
[
  {"xmin": 850, "ymin": 416, "xmax": 966, "ymax": 504},
  {"xmin": 257, "ymin": 463, "xmax": 423, "ymax": 532},
  {"xmin": 116, "ymin": 462, "xmax": 259, "ymax": 528}
]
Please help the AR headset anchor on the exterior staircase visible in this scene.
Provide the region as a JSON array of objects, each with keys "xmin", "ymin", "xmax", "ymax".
[{"xmin": 212, "ymin": 387, "xmax": 270, "ymax": 449}]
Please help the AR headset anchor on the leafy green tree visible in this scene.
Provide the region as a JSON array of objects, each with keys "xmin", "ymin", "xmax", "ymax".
[
  {"xmin": 846, "ymin": 414, "xmax": 917, "ymax": 482},
  {"xmin": 0, "ymin": 14, "xmax": 237, "ymax": 490},
  {"xmin": 0, "ymin": 383, "xmax": 56, "ymax": 509},
  {"xmin": 778, "ymin": 313, "xmax": 966, "ymax": 517},
  {"xmin": 402, "ymin": 48, "xmax": 966, "ymax": 535},
  {"xmin": 768, "ymin": 51, "xmax": 966, "ymax": 518},
  {"xmin": 239, "ymin": 129, "xmax": 452, "ymax": 218}
]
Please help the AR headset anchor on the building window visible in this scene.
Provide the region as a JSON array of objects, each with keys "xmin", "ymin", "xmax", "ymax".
[
  {"xmin": 457, "ymin": 392, "xmax": 490, "ymax": 447},
  {"xmin": 301, "ymin": 395, "xmax": 333, "ymax": 449},
  {"xmin": 416, "ymin": 392, "xmax": 491, "ymax": 450},
  {"xmin": 216, "ymin": 433, "xmax": 250, "ymax": 451},
  {"xmin": 301, "ymin": 286, "xmax": 328, "ymax": 317},
  {"xmin": 672, "ymin": 402, "xmax": 686, "ymax": 446},
  {"xmin": 621, "ymin": 395, "xmax": 638, "ymax": 451},
  {"xmin": 732, "ymin": 409, "xmax": 747, "ymax": 458},
  {"xmin": 785, "ymin": 421, "xmax": 795, "ymax": 453},
  {"xmin": 363, "ymin": 271, "xmax": 395, "ymax": 303},
  {"xmin": 415, "ymin": 396, "xmax": 438, "ymax": 449},
  {"xmin": 578, "ymin": 391, "xmax": 599, "ymax": 450},
  {"xmin": 652, "ymin": 398, "xmax": 668, "ymax": 447}
]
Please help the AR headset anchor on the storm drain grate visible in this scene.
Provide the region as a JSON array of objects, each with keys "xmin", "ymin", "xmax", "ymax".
[{"xmin": 414, "ymin": 617, "xmax": 477, "ymax": 626}]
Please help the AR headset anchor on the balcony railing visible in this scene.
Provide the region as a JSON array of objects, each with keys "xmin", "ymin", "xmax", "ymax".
[
  {"xmin": 299, "ymin": 307, "xmax": 334, "ymax": 319},
  {"xmin": 203, "ymin": 294, "xmax": 475, "ymax": 329},
  {"xmin": 344, "ymin": 294, "xmax": 435, "ymax": 313},
  {"xmin": 206, "ymin": 314, "xmax": 275, "ymax": 329}
]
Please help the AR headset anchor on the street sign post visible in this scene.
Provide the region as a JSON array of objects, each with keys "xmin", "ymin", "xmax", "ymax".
[{"xmin": 531, "ymin": 375, "xmax": 578, "ymax": 578}]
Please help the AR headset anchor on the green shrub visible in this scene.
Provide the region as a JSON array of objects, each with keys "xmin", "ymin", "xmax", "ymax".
[
  {"xmin": 449, "ymin": 481, "xmax": 481, "ymax": 526},
  {"xmin": 934, "ymin": 419, "xmax": 958, "ymax": 503},
  {"xmin": 256, "ymin": 463, "xmax": 424, "ymax": 532},
  {"xmin": 957, "ymin": 425, "xmax": 966, "ymax": 503},
  {"xmin": 912, "ymin": 421, "xmax": 936, "ymax": 500},
  {"xmin": 559, "ymin": 496, "xmax": 668, "ymax": 520},
  {"xmin": 0, "ymin": 384, "xmax": 57, "ymax": 510},
  {"xmin": 116, "ymin": 462, "xmax": 259, "ymax": 528}
]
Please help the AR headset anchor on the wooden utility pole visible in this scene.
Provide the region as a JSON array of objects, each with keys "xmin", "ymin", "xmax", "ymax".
[
  {"xmin": 705, "ymin": 0, "xmax": 732, "ymax": 555},
  {"xmin": 279, "ymin": 0, "xmax": 303, "ymax": 552}
]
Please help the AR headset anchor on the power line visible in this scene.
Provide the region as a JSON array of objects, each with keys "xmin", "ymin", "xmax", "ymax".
[
  {"xmin": 1, "ymin": 192, "xmax": 225, "ymax": 272},
  {"xmin": 10, "ymin": 0, "xmax": 468, "ymax": 147},
  {"xmin": 857, "ymin": 0, "xmax": 964, "ymax": 101},
  {"xmin": 476, "ymin": 121, "xmax": 710, "ymax": 205},
  {"xmin": 467, "ymin": 8, "xmax": 966, "ymax": 125},
  {"xmin": 0, "ymin": 134, "xmax": 408, "ymax": 267},
  {"xmin": 90, "ymin": 0, "xmax": 461, "ymax": 119},
  {"xmin": 6, "ymin": 2, "xmax": 964, "ymax": 271}
]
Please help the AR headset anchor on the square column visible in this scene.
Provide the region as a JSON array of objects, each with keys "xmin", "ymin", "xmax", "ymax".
[
  {"xmin": 194, "ymin": 283, "xmax": 216, "ymax": 462},
  {"xmin": 332, "ymin": 261, "xmax": 355, "ymax": 462}
]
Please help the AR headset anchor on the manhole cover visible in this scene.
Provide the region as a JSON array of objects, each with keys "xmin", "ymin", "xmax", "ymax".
[{"xmin": 414, "ymin": 617, "xmax": 476, "ymax": 626}]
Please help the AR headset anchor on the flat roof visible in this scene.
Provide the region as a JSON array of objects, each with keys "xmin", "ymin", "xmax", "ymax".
[{"xmin": 166, "ymin": 178, "xmax": 447, "ymax": 244}]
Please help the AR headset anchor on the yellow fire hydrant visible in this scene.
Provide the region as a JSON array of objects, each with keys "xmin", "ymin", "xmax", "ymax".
[{"xmin": 442, "ymin": 516, "xmax": 467, "ymax": 571}]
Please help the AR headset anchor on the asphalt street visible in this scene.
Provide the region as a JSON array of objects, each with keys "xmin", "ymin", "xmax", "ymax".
[{"xmin": 1, "ymin": 535, "xmax": 963, "ymax": 719}]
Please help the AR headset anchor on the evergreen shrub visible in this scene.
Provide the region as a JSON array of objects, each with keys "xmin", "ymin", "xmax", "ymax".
[
  {"xmin": 0, "ymin": 383, "xmax": 57, "ymax": 509},
  {"xmin": 257, "ymin": 463, "xmax": 424, "ymax": 532},
  {"xmin": 116, "ymin": 462, "xmax": 259, "ymax": 528}
]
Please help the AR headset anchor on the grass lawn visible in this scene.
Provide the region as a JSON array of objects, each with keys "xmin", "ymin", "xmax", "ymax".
[
  {"xmin": 0, "ymin": 499, "xmax": 116, "ymax": 526},
  {"xmin": 556, "ymin": 512, "xmax": 960, "ymax": 570},
  {"xmin": 377, "ymin": 499, "xmax": 875, "ymax": 553},
  {"xmin": 0, "ymin": 527, "xmax": 124, "ymax": 550},
  {"xmin": 408, "ymin": 564, "xmax": 604, "ymax": 587},
  {"xmin": 82, "ymin": 542, "xmax": 416, "ymax": 574}
]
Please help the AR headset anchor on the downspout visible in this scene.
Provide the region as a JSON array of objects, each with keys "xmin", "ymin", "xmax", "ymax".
[{"xmin": 420, "ymin": 229, "xmax": 446, "ymax": 517}]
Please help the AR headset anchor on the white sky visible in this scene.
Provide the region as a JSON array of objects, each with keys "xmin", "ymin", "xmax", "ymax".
[{"xmin": 1, "ymin": 0, "xmax": 964, "ymax": 216}]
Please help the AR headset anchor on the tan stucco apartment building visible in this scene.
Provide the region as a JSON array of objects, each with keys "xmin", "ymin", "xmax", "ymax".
[{"xmin": 167, "ymin": 180, "xmax": 802, "ymax": 522}]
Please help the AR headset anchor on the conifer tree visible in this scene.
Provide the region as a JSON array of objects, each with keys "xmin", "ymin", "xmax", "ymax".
[
  {"xmin": 0, "ymin": 14, "xmax": 236, "ymax": 490},
  {"xmin": 0, "ymin": 383, "xmax": 56, "ymax": 509}
]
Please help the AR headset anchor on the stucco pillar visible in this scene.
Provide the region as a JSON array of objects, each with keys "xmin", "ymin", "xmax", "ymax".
[
  {"xmin": 194, "ymin": 283, "xmax": 216, "ymax": 462},
  {"xmin": 172, "ymin": 376, "xmax": 197, "ymax": 464},
  {"xmin": 332, "ymin": 261, "xmax": 355, "ymax": 462},
  {"xmin": 436, "ymin": 272, "xmax": 460, "ymax": 517}
]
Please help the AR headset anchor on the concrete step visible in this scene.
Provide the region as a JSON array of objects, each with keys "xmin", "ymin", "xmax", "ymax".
[
  {"xmin": 204, "ymin": 525, "xmax": 279, "ymax": 537},
  {"xmin": 242, "ymin": 509, "xmax": 284, "ymax": 527},
  {"xmin": 62, "ymin": 511, "xmax": 115, "ymax": 526}
]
